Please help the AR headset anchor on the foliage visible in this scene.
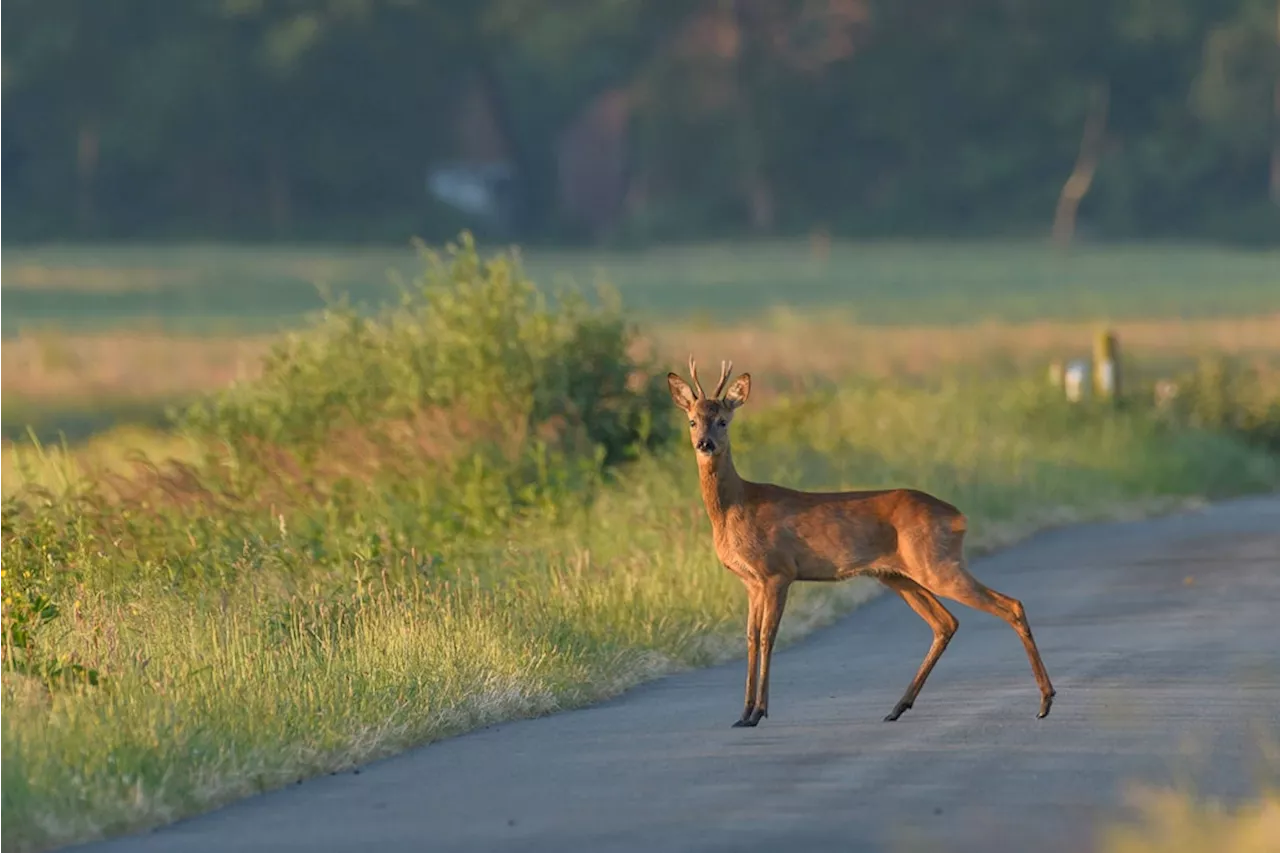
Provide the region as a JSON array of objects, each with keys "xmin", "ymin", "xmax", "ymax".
[
  {"xmin": 0, "ymin": 509, "xmax": 102, "ymax": 691},
  {"xmin": 2, "ymin": 0, "xmax": 1278, "ymax": 243},
  {"xmin": 1158, "ymin": 356, "xmax": 1280, "ymax": 452},
  {"xmin": 106, "ymin": 234, "xmax": 675, "ymax": 549},
  {"xmin": 181, "ymin": 233, "xmax": 668, "ymax": 461}
]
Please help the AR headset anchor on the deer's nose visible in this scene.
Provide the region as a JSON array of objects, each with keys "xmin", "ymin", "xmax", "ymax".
[{"xmin": 695, "ymin": 438, "xmax": 716, "ymax": 454}]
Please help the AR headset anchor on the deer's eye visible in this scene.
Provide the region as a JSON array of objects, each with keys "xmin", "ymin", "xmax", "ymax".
[
  {"xmin": 717, "ymin": 419, "xmax": 727, "ymax": 427},
  {"xmin": 688, "ymin": 420, "xmax": 696, "ymax": 427}
]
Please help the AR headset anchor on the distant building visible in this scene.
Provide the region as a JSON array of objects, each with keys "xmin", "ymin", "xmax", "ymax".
[{"xmin": 426, "ymin": 80, "xmax": 518, "ymax": 233}]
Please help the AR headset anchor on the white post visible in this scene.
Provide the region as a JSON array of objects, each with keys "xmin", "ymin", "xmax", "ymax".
[{"xmin": 1064, "ymin": 360, "xmax": 1088, "ymax": 403}]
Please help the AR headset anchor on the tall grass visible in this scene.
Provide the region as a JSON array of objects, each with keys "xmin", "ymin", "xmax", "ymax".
[
  {"xmin": 3, "ymin": 236, "xmax": 1278, "ymax": 853},
  {"xmin": 1101, "ymin": 788, "xmax": 1280, "ymax": 853}
]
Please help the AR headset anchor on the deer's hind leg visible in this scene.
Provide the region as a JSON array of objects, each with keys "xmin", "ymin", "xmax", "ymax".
[
  {"xmin": 923, "ymin": 561, "xmax": 1056, "ymax": 719},
  {"xmin": 880, "ymin": 573, "xmax": 959, "ymax": 721}
]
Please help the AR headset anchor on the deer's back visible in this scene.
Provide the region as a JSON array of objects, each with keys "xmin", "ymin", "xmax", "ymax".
[{"xmin": 722, "ymin": 483, "xmax": 965, "ymax": 582}]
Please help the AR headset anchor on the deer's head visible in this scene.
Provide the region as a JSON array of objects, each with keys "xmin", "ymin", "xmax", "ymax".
[{"xmin": 667, "ymin": 356, "xmax": 751, "ymax": 458}]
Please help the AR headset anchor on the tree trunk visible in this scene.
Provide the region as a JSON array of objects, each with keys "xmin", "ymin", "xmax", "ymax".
[
  {"xmin": 205, "ymin": 162, "xmax": 230, "ymax": 230},
  {"xmin": 267, "ymin": 144, "xmax": 292, "ymax": 233},
  {"xmin": 732, "ymin": 0, "xmax": 775, "ymax": 233},
  {"xmin": 745, "ymin": 177, "xmax": 775, "ymax": 231},
  {"xmin": 476, "ymin": 58, "xmax": 537, "ymax": 233},
  {"xmin": 1271, "ymin": 0, "xmax": 1280, "ymax": 207},
  {"xmin": 76, "ymin": 120, "xmax": 99, "ymax": 232},
  {"xmin": 1052, "ymin": 82, "xmax": 1109, "ymax": 248}
]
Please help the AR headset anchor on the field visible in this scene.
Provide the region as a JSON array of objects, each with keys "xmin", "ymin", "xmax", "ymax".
[
  {"xmin": 3, "ymin": 238, "xmax": 1280, "ymax": 852},
  {"xmin": 7, "ymin": 241, "xmax": 1280, "ymax": 333},
  {"xmin": 6, "ymin": 239, "xmax": 1280, "ymax": 444}
]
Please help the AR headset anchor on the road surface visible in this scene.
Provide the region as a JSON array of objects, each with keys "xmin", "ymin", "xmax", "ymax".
[{"xmin": 84, "ymin": 495, "xmax": 1280, "ymax": 853}]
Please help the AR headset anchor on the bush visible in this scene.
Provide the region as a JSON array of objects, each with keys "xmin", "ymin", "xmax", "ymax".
[
  {"xmin": 1158, "ymin": 356, "xmax": 1280, "ymax": 453},
  {"xmin": 182, "ymin": 232, "xmax": 671, "ymax": 466},
  {"xmin": 162, "ymin": 232, "xmax": 675, "ymax": 535},
  {"xmin": 1, "ymin": 234, "xmax": 676, "ymax": 596}
]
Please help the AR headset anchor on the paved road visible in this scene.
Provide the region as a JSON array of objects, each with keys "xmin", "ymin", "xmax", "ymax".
[{"xmin": 86, "ymin": 496, "xmax": 1280, "ymax": 853}]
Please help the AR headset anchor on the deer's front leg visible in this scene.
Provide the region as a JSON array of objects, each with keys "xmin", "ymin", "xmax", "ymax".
[
  {"xmin": 746, "ymin": 580, "xmax": 790, "ymax": 726},
  {"xmin": 733, "ymin": 583, "xmax": 763, "ymax": 728}
]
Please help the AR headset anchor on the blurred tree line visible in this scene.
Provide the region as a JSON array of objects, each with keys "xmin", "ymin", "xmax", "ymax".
[{"xmin": 3, "ymin": 0, "xmax": 1278, "ymax": 245}]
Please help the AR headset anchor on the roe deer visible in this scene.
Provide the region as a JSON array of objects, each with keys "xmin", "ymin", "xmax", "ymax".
[{"xmin": 668, "ymin": 357, "xmax": 1055, "ymax": 728}]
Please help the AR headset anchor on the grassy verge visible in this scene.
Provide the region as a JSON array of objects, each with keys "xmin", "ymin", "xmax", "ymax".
[
  {"xmin": 1101, "ymin": 788, "xmax": 1280, "ymax": 853},
  {"xmin": 3, "ymin": 238, "xmax": 1278, "ymax": 852}
]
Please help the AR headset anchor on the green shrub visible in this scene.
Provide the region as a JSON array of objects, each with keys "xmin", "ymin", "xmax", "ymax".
[
  {"xmin": 1, "ymin": 591, "xmax": 101, "ymax": 690},
  {"xmin": 1159, "ymin": 356, "xmax": 1280, "ymax": 453},
  {"xmin": 151, "ymin": 231, "xmax": 678, "ymax": 555},
  {"xmin": 180, "ymin": 231, "xmax": 672, "ymax": 469}
]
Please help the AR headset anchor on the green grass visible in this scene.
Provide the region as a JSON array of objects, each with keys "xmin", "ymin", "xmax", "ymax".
[
  {"xmin": 4, "ymin": 381, "xmax": 1277, "ymax": 853},
  {"xmin": 3, "ymin": 238, "xmax": 1279, "ymax": 853},
  {"xmin": 5, "ymin": 240, "xmax": 1280, "ymax": 336}
]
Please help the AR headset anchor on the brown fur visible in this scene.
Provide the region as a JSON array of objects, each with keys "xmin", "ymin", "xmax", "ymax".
[{"xmin": 668, "ymin": 358, "xmax": 1055, "ymax": 727}]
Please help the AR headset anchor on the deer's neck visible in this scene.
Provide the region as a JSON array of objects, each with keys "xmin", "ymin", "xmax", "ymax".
[{"xmin": 697, "ymin": 448, "xmax": 746, "ymax": 529}]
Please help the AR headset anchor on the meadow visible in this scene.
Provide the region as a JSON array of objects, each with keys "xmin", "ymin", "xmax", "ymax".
[
  {"xmin": 2, "ymin": 236, "xmax": 1280, "ymax": 852},
  {"xmin": 6, "ymin": 238, "xmax": 1280, "ymax": 444},
  {"xmin": 6, "ymin": 239, "xmax": 1280, "ymax": 335}
]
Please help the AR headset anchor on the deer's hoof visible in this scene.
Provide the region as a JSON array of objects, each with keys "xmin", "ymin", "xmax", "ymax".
[
  {"xmin": 884, "ymin": 701, "xmax": 912, "ymax": 722},
  {"xmin": 1037, "ymin": 694, "xmax": 1054, "ymax": 719},
  {"xmin": 731, "ymin": 718, "xmax": 757, "ymax": 728}
]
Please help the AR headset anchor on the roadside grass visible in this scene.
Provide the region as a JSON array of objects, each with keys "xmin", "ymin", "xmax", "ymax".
[
  {"xmin": 3, "ymin": 237, "xmax": 1279, "ymax": 852},
  {"xmin": 1099, "ymin": 731, "xmax": 1280, "ymax": 853},
  {"xmin": 5, "ymin": 378, "xmax": 1276, "ymax": 853},
  {"xmin": 1101, "ymin": 788, "xmax": 1280, "ymax": 853},
  {"xmin": 2, "ymin": 428, "xmax": 200, "ymax": 496}
]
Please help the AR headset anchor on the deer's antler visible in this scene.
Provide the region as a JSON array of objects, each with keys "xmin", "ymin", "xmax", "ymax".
[
  {"xmin": 712, "ymin": 360, "xmax": 734, "ymax": 399},
  {"xmin": 688, "ymin": 354, "xmax": 705, "ymax": 399}
]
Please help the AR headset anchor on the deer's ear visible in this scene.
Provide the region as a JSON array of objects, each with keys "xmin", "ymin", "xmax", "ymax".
[
  {"xmin": 723, "ymin": 372, "xmax": 751, "ymax": 409},
  {"xmin": 667, "ymin": 373, "xmax": 698, "ymax": 411}
]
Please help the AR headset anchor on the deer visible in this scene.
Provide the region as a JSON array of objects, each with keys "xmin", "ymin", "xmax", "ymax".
[{"xmin": 667, "ymin": 357, "xmax": 1055, "ymax": 728}]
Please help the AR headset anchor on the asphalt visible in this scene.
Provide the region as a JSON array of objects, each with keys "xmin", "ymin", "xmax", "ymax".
[{"xmin": 82, "ymin": 495, "xmax": 1280, "ymax": 853}]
